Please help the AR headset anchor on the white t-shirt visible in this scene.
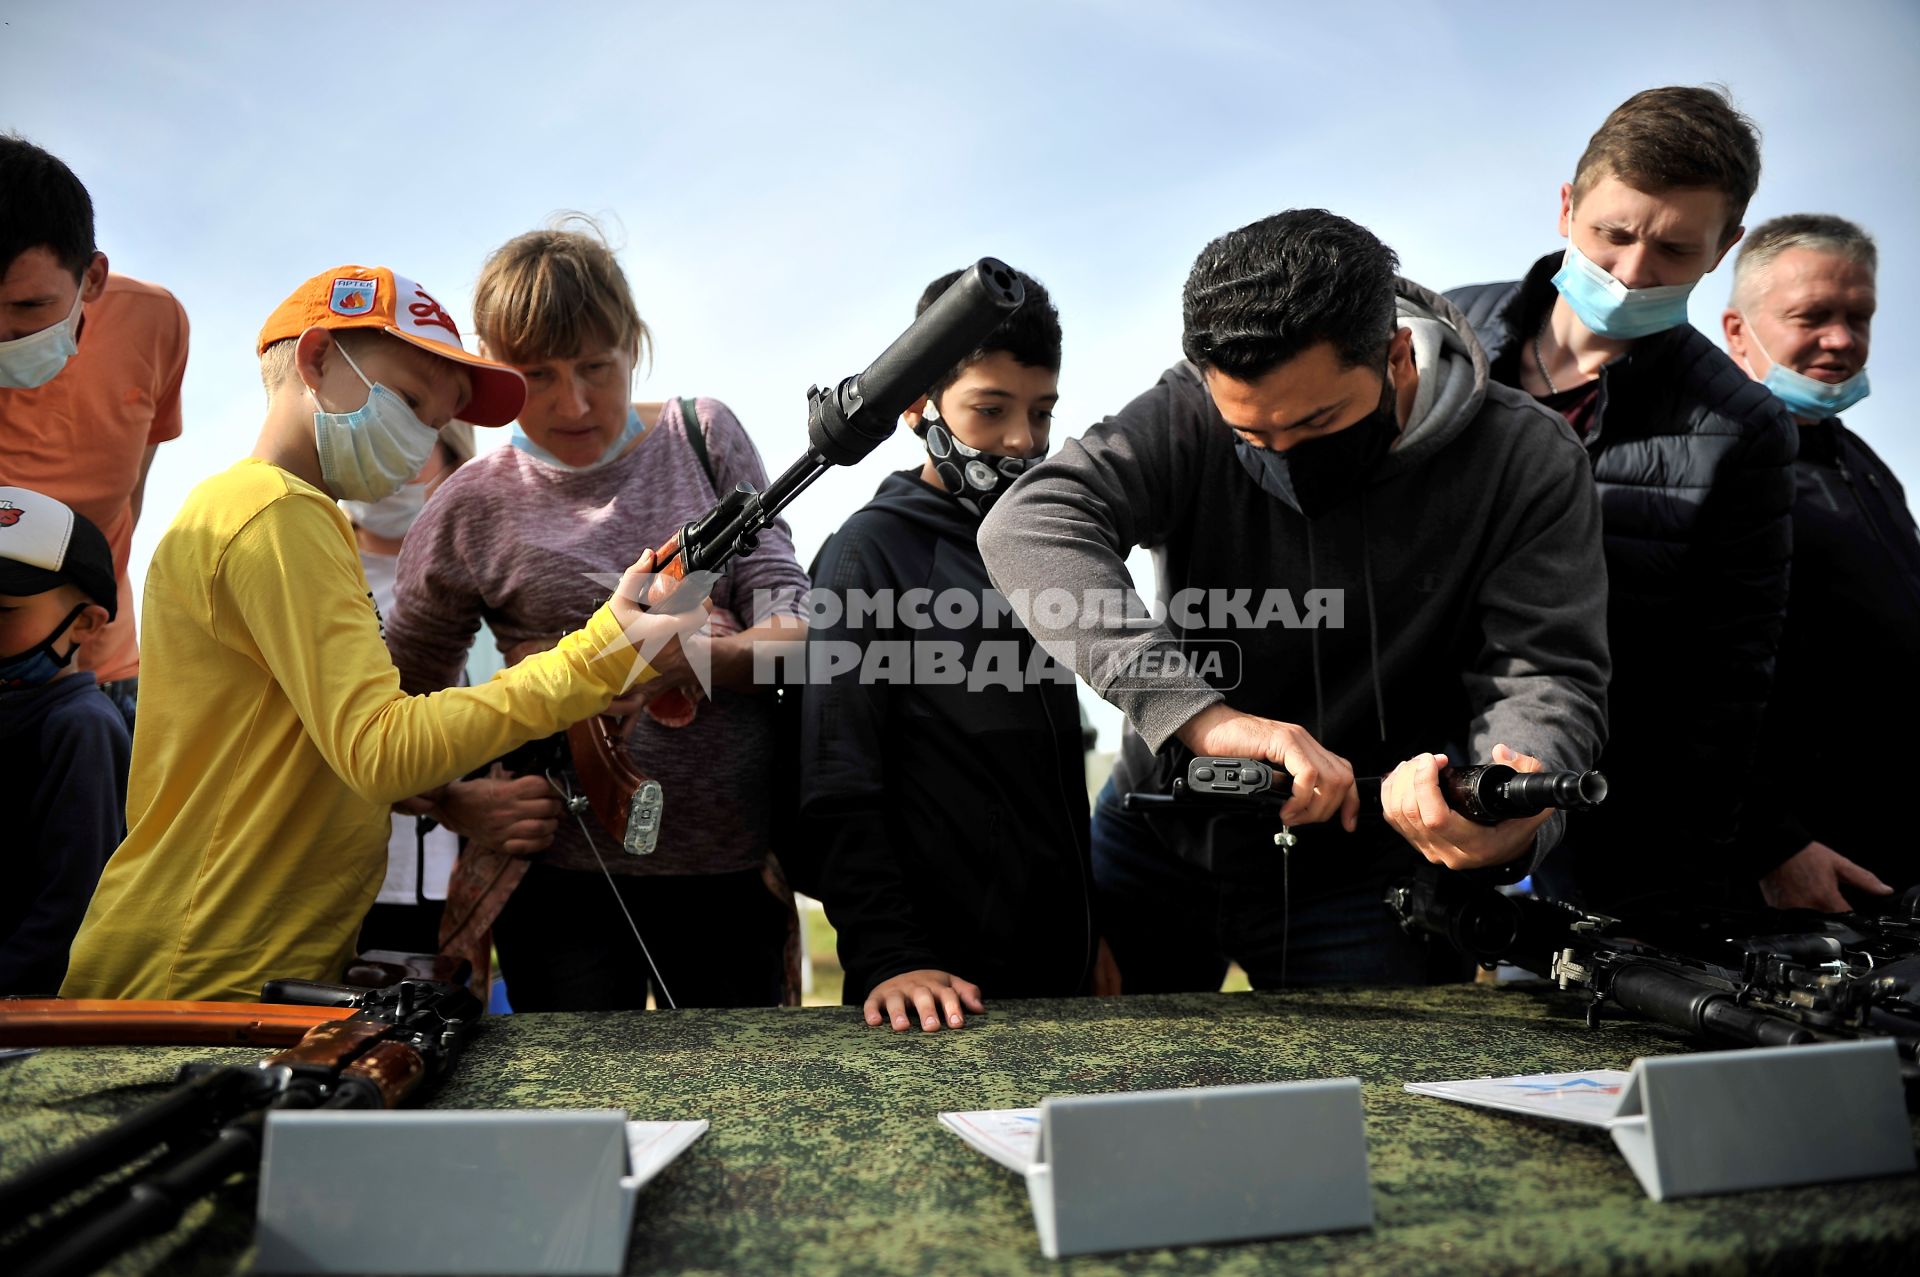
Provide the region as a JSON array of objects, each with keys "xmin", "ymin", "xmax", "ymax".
[{"xmin": 362, "ymin": 549, "xmax": 458, "ymax": 904}]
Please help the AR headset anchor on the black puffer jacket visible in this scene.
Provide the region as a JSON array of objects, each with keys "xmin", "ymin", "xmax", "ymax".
[
  {"xmin": 1736, "ymin": 418, "xmax": 1920, "ymax": 891},
  {"xmin": 1448, "ymin": 253, "xmax": 1796, "ymax": 908}
]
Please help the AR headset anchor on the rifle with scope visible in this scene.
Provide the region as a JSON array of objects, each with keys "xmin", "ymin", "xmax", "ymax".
[{"xmin": 0, "ymin": 977, "xmax": 483, "ymax": 1277}]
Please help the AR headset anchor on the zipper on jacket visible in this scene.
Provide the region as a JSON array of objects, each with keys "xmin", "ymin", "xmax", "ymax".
[{"xmin": 1834, "ymin": 454, "xmax": 1920, "ymax": 615}]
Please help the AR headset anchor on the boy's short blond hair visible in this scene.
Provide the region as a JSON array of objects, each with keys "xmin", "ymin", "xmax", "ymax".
[
  {"xmin": 257, "ymin": 328, "xmax": 386, "ymax": 398},
  {"xmin": 472, "ymin": 214, "xmax": 652, "ymax": 367}
]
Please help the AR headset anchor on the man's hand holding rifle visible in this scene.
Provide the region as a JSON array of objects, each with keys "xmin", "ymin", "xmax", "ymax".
[{"xmin": 1175, "ymin": 706, "xmax": 1570, "ymax": 869}]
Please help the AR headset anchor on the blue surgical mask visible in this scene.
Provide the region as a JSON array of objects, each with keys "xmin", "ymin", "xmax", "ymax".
[
  {"xmin": 311, "ymin": 344, "xmax": 439, "ymax": 503},
  {"xmin": 510, "ymin": 405, "xmax": 646, "ymax": 474},
  {"xmin": 1551, "ymin": 242, "xmax": 1696, "ymax": 340},
  {"xmin": 0, "ymin": 285, "xmax": 85, "ymax": 390},
  {"xmin": 1742, "ymin": 328, "xmax": 1871, "ymax": 418},
  {"xmin": 0, "ymin": 604, "xmax": 86, "ymax": 691}
]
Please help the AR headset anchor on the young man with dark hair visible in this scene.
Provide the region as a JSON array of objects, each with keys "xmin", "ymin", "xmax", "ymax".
[
  {"xmin": 0, "ymin": 134, "xmax": 190, "ymax": 732},
  {"xmin": 61, "ymin": 265, "xmax": 692, "ymax": 1002},
  {"xmin": 1448, "ymin": 86, "xmax": 1797, "ymax": 911},
  {"xmin": 978, "ymin": 211, "xmax": 1609, "ymax": 992},
  {"xmin": 1721, "ymin": 215, "xmax": 1915, "ymax": 908},
  {"xmin": 801, "ymin": 269, "xmax": 1110, "ymax": 1031},
  {"xmin": 0, "ymin": 488, "xmax": 128, "ymax": 993}
]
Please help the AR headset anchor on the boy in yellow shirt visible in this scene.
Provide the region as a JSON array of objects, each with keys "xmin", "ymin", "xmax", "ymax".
[{"xmin": 63, "ymin": 266, "xmax": 685, "ymax": 1001}]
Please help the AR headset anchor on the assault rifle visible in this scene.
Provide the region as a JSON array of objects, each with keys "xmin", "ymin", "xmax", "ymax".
[
  {"xmin": 0, "ymin": 977, "xmax": 483, "ymax": 1277},
  {"xmin": 1122, "ymin": 755, "xmax": 1607, "ymax": 844},
  {"xmin": 1385, "ymin": 872, "xmax": 1920, "ymax": 1094}
]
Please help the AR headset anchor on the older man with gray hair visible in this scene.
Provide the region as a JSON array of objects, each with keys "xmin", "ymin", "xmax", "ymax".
[{"xmin": 1723, "ymin": 214, "xmax": 1917, "ymax": 909}]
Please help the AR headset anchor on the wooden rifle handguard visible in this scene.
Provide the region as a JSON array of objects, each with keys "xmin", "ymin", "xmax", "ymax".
[{"xmin": 0, "ymin": 999, "xmax": 357, "ymax": 1048}]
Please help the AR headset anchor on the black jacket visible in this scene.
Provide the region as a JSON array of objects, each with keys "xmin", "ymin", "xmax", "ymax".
[
  {"xmin": 1449, "ymin": 253, "xmax": 1797, "ymax": 906},
  {"xmin": 799, "ymin": 470, "xmax": 1095, "ymax": 1002},
  {"xmin": 1736, "ymin": 418, "xmax": 1920, "ymax": 889},
  {"xmin": 0, "ymin": 674, "xmax": 130, "ymax": 994}
]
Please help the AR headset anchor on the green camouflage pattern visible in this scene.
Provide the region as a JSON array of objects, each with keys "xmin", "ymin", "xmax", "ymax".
[{"xmin": 3, "ymin": 983, "xmax": 1915, "ymax": 1274}]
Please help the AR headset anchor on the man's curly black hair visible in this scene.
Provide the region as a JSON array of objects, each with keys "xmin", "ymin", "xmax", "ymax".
[{"xmin": 1182, "ymin": 208, "xmax": 1398, "ymax": 379}]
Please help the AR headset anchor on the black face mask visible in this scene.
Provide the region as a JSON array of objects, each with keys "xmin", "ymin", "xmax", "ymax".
[{"xmin": 1233, "ymin": 377, "xmax": 1399, "ymax": 519}]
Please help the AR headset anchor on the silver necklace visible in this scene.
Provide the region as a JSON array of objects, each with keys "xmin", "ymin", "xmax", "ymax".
[{"xmin": 1532, "ymin": 316, "xmax": 1559, "ymax": 395}]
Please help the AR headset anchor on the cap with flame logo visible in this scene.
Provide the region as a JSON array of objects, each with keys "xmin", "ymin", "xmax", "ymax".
[{"xmin": 256, "ymin": 266, "xmax": 526, "ymax": 426}]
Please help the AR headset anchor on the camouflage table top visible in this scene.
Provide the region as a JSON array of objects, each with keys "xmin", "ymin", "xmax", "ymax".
[{"xmin": 3, "ymin": 983, "xmax": 1916, "ymax": 1275}]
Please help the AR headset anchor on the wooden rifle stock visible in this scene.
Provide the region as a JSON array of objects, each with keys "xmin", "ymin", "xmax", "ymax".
[
  {"xmin": 0, "ymin": 999, "xmax": 356, "ymax": 1048},
  {"xmin": 567, "ymin": 712, "xmax": 651, "ymax": 845}
]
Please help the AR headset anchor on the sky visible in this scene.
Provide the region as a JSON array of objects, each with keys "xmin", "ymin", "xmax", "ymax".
[{"xmin": 4, "ymin": 0, "xmax": 1917, "ymax": 751}]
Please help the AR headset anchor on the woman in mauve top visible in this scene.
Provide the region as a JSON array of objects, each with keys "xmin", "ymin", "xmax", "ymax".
[{"xmin": 386, "ymin": 220, "xmax": 808, "ymax": 1011}]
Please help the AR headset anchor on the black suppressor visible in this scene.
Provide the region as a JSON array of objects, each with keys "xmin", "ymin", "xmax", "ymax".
[
  {"xmin": 1441, "ymin": 763, "xmax": 1607, "ymax": 824},
  {"xmin": 668, "ymin": 258, "xmax": 1025, "ymax": 577}
]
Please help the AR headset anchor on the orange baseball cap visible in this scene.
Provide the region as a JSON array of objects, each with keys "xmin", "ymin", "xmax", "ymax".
[{"xmin": 256, "ymin": 266, "xmax": 526, "ymax": 427}]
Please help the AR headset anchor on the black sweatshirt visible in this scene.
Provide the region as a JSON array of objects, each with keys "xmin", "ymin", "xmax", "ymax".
[
  {"xmin": 0, "ymin": 673, "xmax": 130, "ymax": 993},
  {"xmin": 978, "ymin": 283, "xmax": 1610, "ymax": 891},
  {"xmin": 800, "ymin": 469, "xmax": 1095, "ymax": 1002}
]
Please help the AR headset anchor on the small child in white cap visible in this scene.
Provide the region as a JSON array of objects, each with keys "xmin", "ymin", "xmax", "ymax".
[{"xmin": 0, "ymin": 486, "xmax": 128, "ymax": 993}]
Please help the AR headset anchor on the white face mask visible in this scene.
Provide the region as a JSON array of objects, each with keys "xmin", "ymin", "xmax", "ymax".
[
  {"xmin": 0, "ymin": 283, "xmax": 85, "ymax": 389},
  {"xmin": 310, "ymin": 343, "xmax": 438, "ymax": 502},
  {"xmin": 342, "ymin": 480, "xmax": 428, "ymax": 540},
  {"xmin": 509, "ymin": 405, "xmax": 646, "ymax": 474}
]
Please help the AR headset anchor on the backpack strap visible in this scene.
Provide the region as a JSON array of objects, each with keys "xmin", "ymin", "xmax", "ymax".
[{"xmin": 680, "ymin": 396, "xmax": 719, "ymax": 491}]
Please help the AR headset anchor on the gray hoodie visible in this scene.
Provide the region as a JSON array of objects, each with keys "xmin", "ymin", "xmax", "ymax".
[{"xmin": 978, "ymin": 279, "xmax": 1609, "ymax": 877}]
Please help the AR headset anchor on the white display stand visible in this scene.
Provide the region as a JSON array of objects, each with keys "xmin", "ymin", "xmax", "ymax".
[
  {"xmin": 943, "ymin": 1078, "xmax": 1373, "ymax": 1259},
  {"xmin": 253, "ymin": 1109, "xmax": 706, "ymax": 1275},
  {"xmin": 1407, "ymin": 1039, "xmax": 1914, "ymax": 1201},
  {"xmin": 1607, "ymin": 1040, "xmax": 1914, "ymax": 1200}
]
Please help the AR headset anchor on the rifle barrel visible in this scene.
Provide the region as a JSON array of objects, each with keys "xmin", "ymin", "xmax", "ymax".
[
  {"xmin": 14, "ymin": 1112, "xmax": 267, "ymax": 1277},
  {"xmin": 0, "ymin": 1066, "xmax": 249, "ymax": 1228}
]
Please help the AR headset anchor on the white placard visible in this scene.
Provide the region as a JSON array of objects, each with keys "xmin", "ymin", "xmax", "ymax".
[
  {"xmin": 255, "ymin": 1110, "xmax": 707, "ymax": 1275},
  {"xmin": 942, "ymin": 1080, "xmax": 1373, "ymax": 1259},
  {"xmin": 1407, "ymin": 1041, "xmax": 1914, "ymax": 1201}
]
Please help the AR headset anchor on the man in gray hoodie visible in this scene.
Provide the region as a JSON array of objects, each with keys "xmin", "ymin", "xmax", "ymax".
[{"xmin": 978, "ymin": 209, "xmax": 1610, "ymax": 990}]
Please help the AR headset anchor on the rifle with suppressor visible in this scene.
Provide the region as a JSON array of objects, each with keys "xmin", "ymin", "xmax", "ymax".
[
  {"xmin": 0, "ymin": 977, "xmax": 483, "ymax": 1277},
  {"xmin": 511, "ymin": 259, "xmax": 1029, "ymax": 852},
  {"xmin": 1384, "ymin": 873, "xmax": 1920, "ymax": 1096},
  {"xmin": 1122, "ymin": 755, "xmax": 1608, "ymax": 844}
]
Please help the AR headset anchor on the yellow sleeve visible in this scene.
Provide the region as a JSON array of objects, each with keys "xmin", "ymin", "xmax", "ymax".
[{"xmin": 215, "ymin": 492, "xmax": 652, "ymax": 805}]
